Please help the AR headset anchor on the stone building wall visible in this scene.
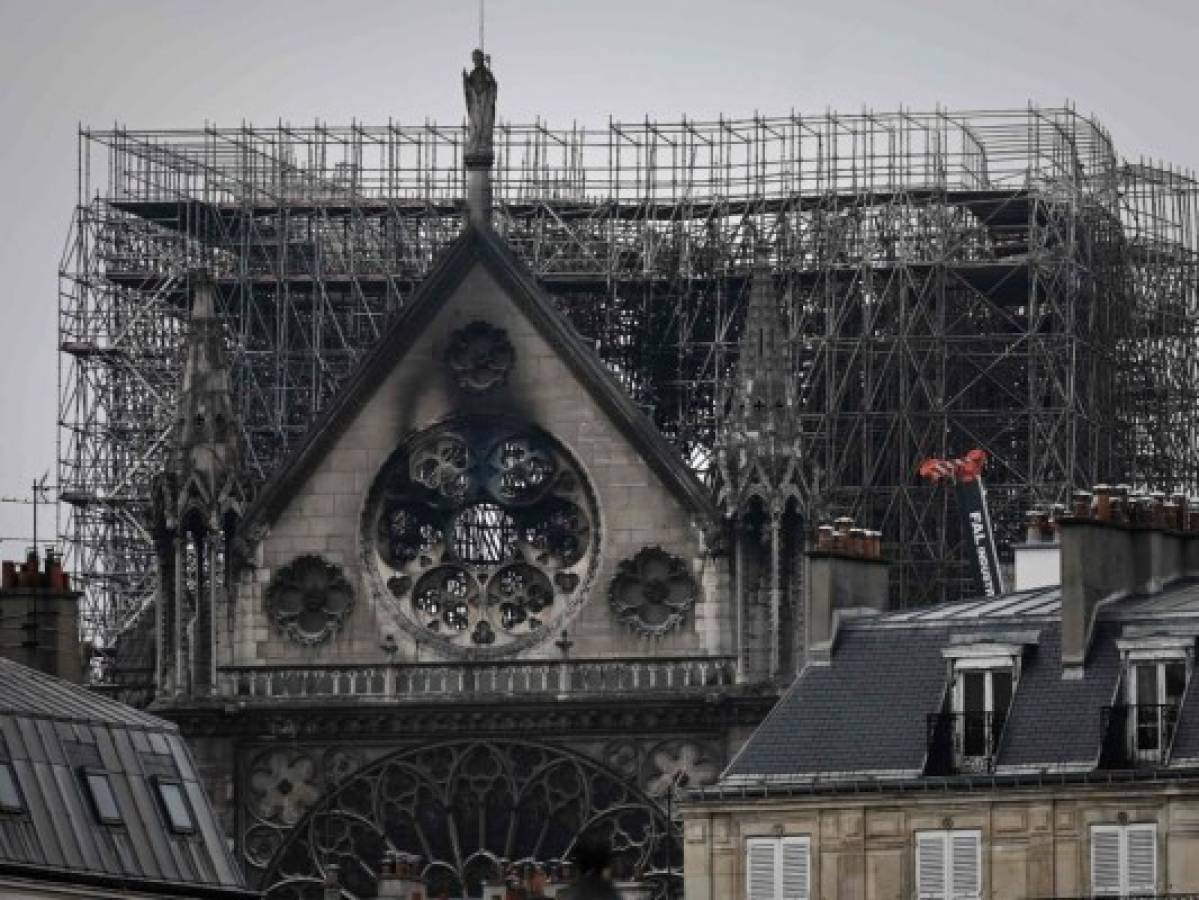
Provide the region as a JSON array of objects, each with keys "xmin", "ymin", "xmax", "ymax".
[{"xmin": 682, "ymin": 784, "xmax": 1199, "ymax": 899}]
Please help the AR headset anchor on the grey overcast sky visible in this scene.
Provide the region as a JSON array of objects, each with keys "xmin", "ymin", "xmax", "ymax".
[{"xmin": 0, "ymin": 0, "xmax": 1197, "ymax": 545}]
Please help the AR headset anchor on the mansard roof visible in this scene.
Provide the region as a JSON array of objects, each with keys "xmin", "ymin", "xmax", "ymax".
[
  {"xmin": 242, "ymin": 224, "xmax": 718, "ymax": 534},
  {"xmin": 719, "ymin": 580, "xmax": 1199, "ymax": 785},
  {"xmin": 0, "ymin": 658, "xmax": 252, "ymax": 897}
]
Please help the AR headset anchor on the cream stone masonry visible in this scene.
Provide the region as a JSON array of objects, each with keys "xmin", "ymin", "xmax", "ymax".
[
  {"xmin": 682, "ymin": 787, "xmax": 1199, "ymax": 899},
  {"xmin": 231, "ymin": 259, "xmax": 728, "ymax": 666}
]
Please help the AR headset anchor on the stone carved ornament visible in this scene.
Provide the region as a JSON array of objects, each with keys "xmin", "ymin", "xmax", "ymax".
[
  {"xmin": 608, "ymin": 547, "xmax": 699, "ymax": 638},
  {"xmin": 264, "ymin": 555, "xmax": 355, "ymax": 646},
  {"xmin": 445, "ymin": 321, "xmax": 515, "ymax": 392},
  {"xmin": 603, "ymin": 738, "xmax": 721, "ymax": 798},
  {"xmin": 254, "ymin": 739, "xmax": 675, "ymax": 900}
]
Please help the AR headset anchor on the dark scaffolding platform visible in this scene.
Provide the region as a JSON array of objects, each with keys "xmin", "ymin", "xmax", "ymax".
[{"xmin": 59, "ymin": 107, "xmax": 1199, "ymax": 644}]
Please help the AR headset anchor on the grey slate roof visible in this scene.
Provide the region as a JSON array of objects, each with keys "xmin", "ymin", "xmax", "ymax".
[
  {"xmin": 726, "ymin": 627, "xmax": 948, "ymax": 777},
  {"xmin": 725, "ymin": 582, "xmax": 1199, "ymax": 782},
  {"xmin": 998, "ymin": 622, "xmax": 1121, "ymax": 767},
  {"xmin": 1166, "ymin": 634, "xmax": 1199, "ymax": 761},
  {"xmin": 0, "ymin": 658, "xmax": 253, "ymax": 897}
]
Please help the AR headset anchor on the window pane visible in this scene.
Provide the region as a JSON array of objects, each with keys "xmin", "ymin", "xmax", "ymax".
[
  {"xmin": 1135, "ymin": 704, "xmax": 1160, "ymax": 751},
  {"xmin": 1135, "ymin": 664, "xmax": 1158, "ymax": 706},
  {"xmin": 961, "ymin": 672, "xmax": 985, "ymax": 713},
  {"xmin": 85, "ymin": 773, "xmax": 121, "ymax": 824},
  {"xmin": 0, "ymin": 764, "xmax": 22, "ymax": 812},
  {"xmin": 157, "ymin": 782, "xmax": 194, "ymax": 832},
  {"xmin": 960, "ymin": 672, "xmax": 988, "ymax": 756}
]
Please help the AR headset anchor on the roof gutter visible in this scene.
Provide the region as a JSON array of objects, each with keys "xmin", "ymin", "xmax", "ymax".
[
  {"xmin": 688, "ymin": 766, "xmax": 1199, "ymax": 803},
  {"xmin": 0, "ymin": 862, "xmax": 259, "ymax": 899}
]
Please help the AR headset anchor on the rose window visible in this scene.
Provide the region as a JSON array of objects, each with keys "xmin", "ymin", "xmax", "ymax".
[
  {"xmin": 451, "ymin": 503, "xmax": 520, "ymax": 564},
  {"xmin": 366, "ymin": 419, "xmax": 598, "ymax": 655}
]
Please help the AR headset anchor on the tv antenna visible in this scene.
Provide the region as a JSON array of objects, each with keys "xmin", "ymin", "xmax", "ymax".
[
  {"xmin": 0, "ymin": 473, "xmax": 53, "ymax": 548},
  {"xmin": 479, "ymin": 0, "xmax": 485, "ymax": 51}
]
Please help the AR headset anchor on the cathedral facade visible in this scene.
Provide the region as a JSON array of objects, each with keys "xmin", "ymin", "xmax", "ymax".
[{"xmin": 145, "ymin": 219, "xmax": 801, "ymax": 897}]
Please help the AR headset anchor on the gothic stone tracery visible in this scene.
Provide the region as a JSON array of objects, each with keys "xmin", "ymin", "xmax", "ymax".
[{"xmin": 365, "ymin": 418, "xmax": 598, "ymax": 656}]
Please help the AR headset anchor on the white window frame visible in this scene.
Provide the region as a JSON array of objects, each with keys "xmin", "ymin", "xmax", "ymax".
[
  {"xmin": 945, "ymin": 656, "xmax": 1016, "ymax": 770},
  {"xmin": 1090, "ymin": 823, "xmax": 1157, "ymax": 897},
  {"xmin": 745, "ymin": 835, "xmax": 810, "ymax": 900},
  {"xmin": 915, "ymin": 829, "xmax": 981, "ymax": 900},
  {"xmin": 1117, "ymin": 645, "xmax": 1190, "ymax": 762}
]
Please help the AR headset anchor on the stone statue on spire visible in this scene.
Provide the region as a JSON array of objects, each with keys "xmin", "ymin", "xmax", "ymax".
[{"xmin": 463, "ymin": 48, "xmax": 497, "ymax": 163}]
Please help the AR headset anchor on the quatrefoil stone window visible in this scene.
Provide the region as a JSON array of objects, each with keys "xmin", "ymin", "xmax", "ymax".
[
  {"xmin": 608, "ymin": 547, "xmax": 699, "ymax": 638},
  {"xmin": 364, "ymin": 419, "xmax": 598, "ymax": 656},
  {"xmin": 265, "ymin": 555, "xmax": 355, "ymax": 646}
]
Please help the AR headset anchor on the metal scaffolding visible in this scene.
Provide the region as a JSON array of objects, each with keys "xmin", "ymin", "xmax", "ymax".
[{"xmin": 57, "ymin": 105, "xmax": 1199, "ymax": 645}]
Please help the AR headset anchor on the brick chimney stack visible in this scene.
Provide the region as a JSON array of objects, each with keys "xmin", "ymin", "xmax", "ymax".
[{"xmin": 0, "ymin": 547, "xmax": 82, "ymax": 682}]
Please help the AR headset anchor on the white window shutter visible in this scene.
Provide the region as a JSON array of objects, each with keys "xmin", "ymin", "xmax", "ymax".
[
  {"xmin": 1090, "ymin": 825, "xmax": 1123, "ymax": 896},
  {"xmin": 747, "ymin": 838, "xmax": 779, "ymax": 900},
  {"xmin": 949, "ymin": 831, "xmax": 981, "ymax": 899},
  {"xmin": 1126, "ymin": 824, "xmax": 1157, "ymax": 894},
  {"xmin": 916, "ymin": 831, "xmax": 948, "ymax": 900},
  {"xmin": 780, "ymin": 837, "xmax": 810, "ymax": 899}
]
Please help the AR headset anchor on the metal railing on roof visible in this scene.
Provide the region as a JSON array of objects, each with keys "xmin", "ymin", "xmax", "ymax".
[
  {"xmin": 1100, "ymin": 703, "xmax": 1181, "ymax": 769},
  {"xmin": 925, "ymin": 710, "xmax": 1008, "ymax": 776}
]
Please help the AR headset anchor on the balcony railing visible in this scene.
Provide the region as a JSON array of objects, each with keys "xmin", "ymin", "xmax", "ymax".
[
  {"xmin": 925, "ymin": 711, "xmax": 1007, "ymax": 775},
  {"xmin": 1100, "ymin": 703, "xmax": 1180, "ymax": 768},
  {"xmin": 214, "ymin": 656, "xmax": 737, "ymax": 702}
]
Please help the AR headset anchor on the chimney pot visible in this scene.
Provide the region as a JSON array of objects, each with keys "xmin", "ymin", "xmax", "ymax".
[
  {"xmin": 848, "ymin": 527, "xmax": 866, "ymax": 557},
  {"xmin": 816, "ymin": 525, "xmax": 835, "ymax": 551},
  {"xmin": 864, "ymin": 530, "xmax": 882, "ymax": 559},
  {"xmin": 1025, "ymin": 510, "xmax": 1044, "ymax": 543}
]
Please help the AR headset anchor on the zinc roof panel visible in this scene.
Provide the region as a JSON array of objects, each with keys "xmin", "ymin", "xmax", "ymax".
[
  {"xmin": 127, "ymin": 767, "xmax": 177, "ymax": 881},
  {"xmin": 0, "ymin": 660, "xmax": 248, "ymax": 892},
  {"xmin": 184, "ymin": 776, "xmax": 238, "ymax": 886},
  {"xmin": 11, "ymin": 758, "xmax": 57, "ymax": 866},
  {"xmin": 48, "ymin": 763, "xmax": 102, "ymax": 873},
  {"xmin": 108, "ymin": 765, "xmax": 161, "ymax": 880},
  {"xmin": 0, "ymin": 658, "xmax": 172, "ymax": 731}
]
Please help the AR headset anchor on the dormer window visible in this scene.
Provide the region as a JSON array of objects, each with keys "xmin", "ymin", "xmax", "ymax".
[
  {"xmin": 154, "ymin": 778, "xmax": 195, "ymax": 834},
  {"xmin": 1128, "ymin": 660, "xmax": 1185, "ymax": 759},
  {"xmin": 927, "ymin": 642, "xmax": 1023, "ymax": 775},
  {"xmin": 1104, "ymin": 637, "xmax": 1193, "ymax": 767},
  {"xmin": 82, "ymin": 770, "xmax": 122, "ymax": 825}
]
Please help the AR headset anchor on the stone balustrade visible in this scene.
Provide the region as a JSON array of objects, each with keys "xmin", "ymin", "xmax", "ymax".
[{"xmin": 215, "ymin": 656, "xmax": 736, "ymax": 702}]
